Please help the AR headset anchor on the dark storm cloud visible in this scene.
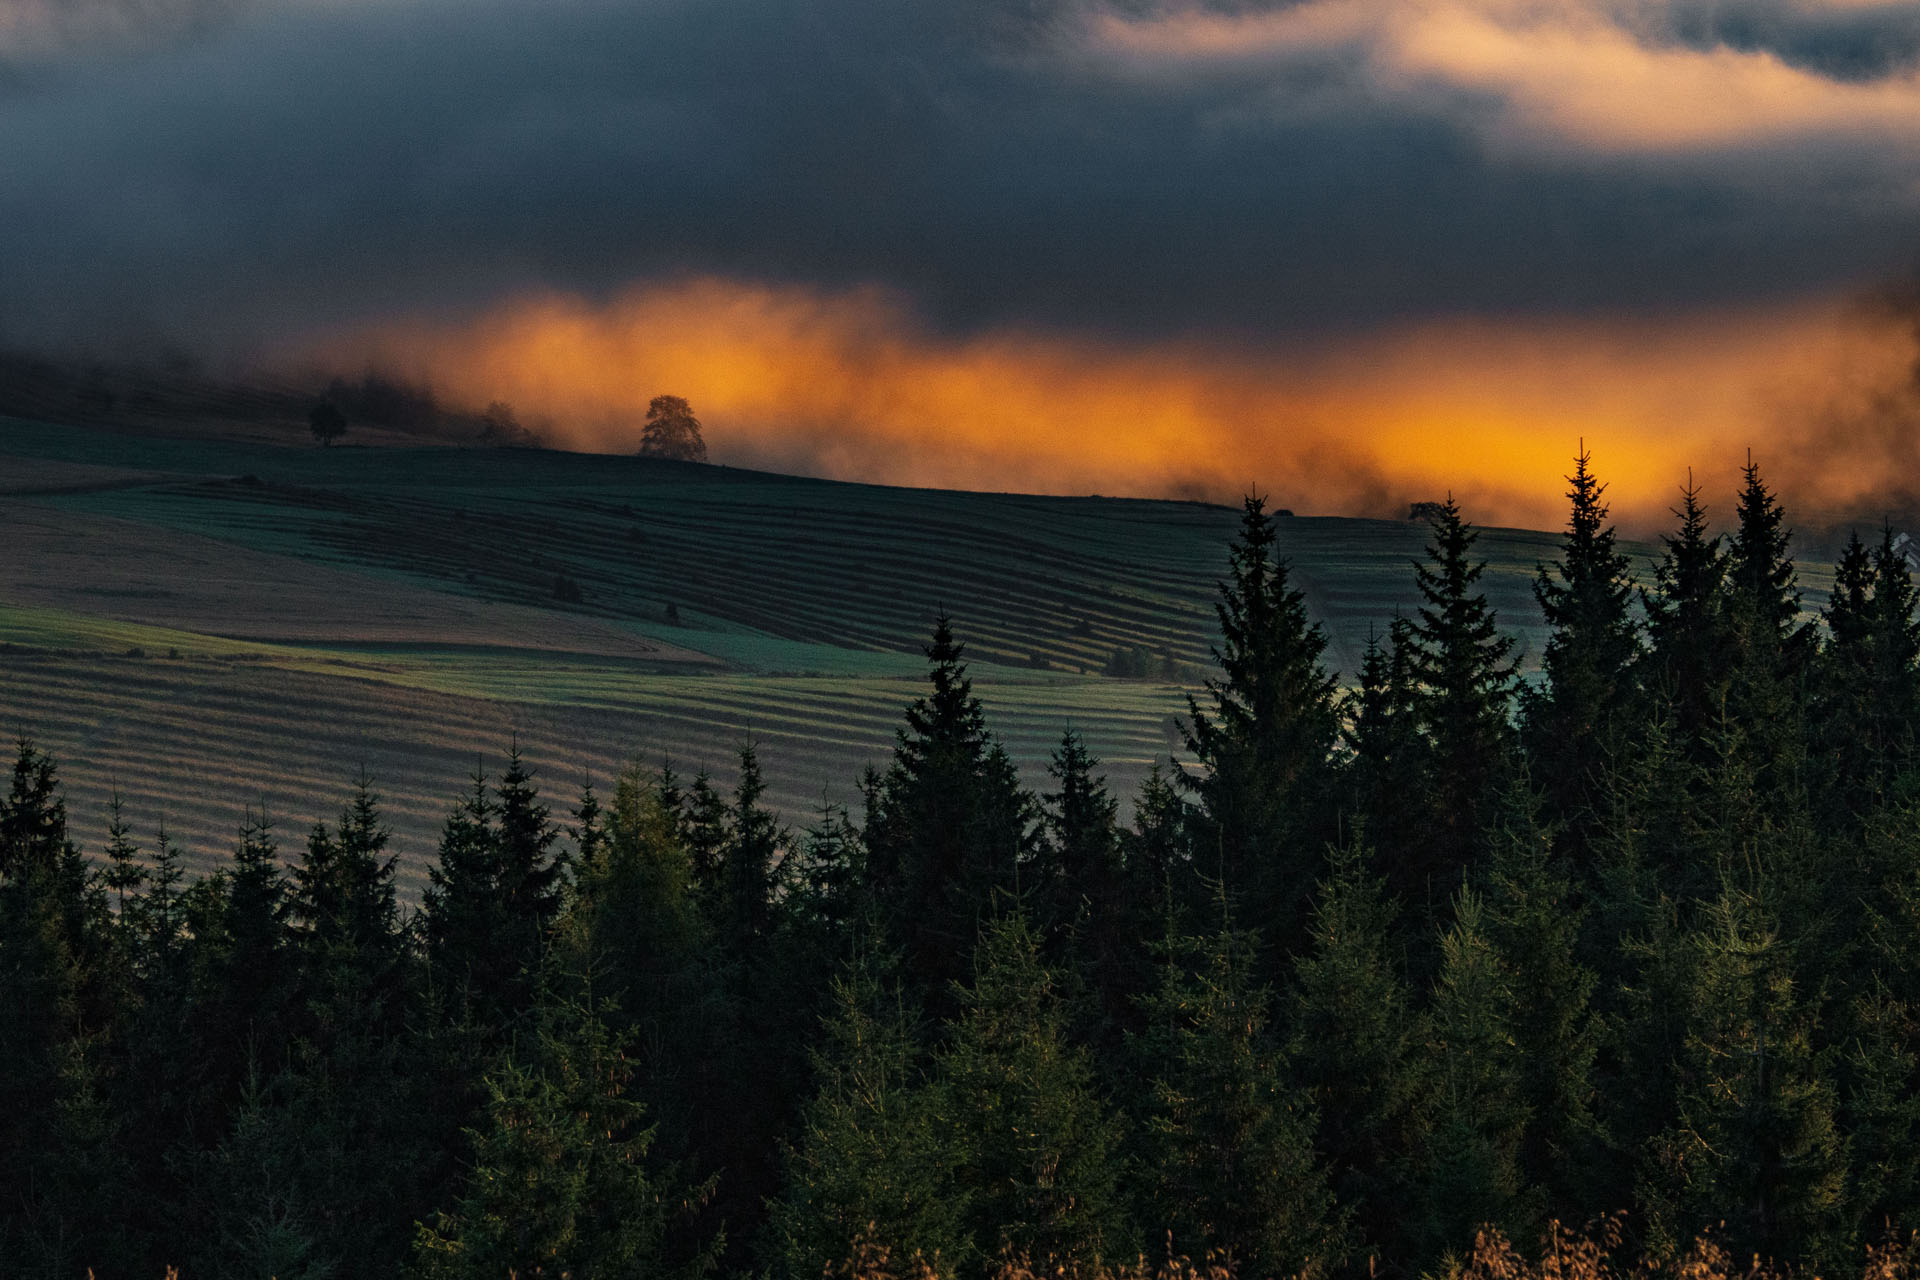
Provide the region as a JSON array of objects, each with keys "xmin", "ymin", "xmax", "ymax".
[
  {"xmin": 1639, "ymin": 0, "xmax": 1920, "ymax": 82},
  {"xmin": 5, "ymin": 0, "xmax": 1920, "ymax": 355}
]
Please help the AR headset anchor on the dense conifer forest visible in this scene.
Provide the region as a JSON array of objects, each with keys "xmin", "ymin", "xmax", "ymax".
[{"xmin": 9, "ymin": 453, "xmax": 1920, "ymax": 1279}]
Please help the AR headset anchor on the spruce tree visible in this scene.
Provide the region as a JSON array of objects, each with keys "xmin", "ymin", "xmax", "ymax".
[
  {"xmin": 864, "ymin": 617, "xmax": 1031, "ymax": 1000},
  {"xmin": 936, "ymin": 912, "xmax": 1131, "ymax": 1270},
  {"xmin": 423, "ymin": 772, "xmax": 500, "ymax": 1011},
  {"xmin": 1868, "ymin": 528, "xmax": 1920, "ymax": 741},
  {"xmin": 1826, "ymin": 533, "xmax": 1875, "ymax": 663},
  {"xmin": 1122, "ymin": 762, "xmax": 1187, "ymax": 918},
  {"xmin": 1032, "ymin": 731, "xmax": 1137, "ymax": 1030},
  {"xmin": 571, "ymin": 780, "xmax": 606, "ymax": 870},
  {"xmin": 723, "ymin": 742, "xmax": 782, "ymax": 952},
  {"xmin": 1288, "ymin": 839, "xmax": 1429, "ymax": 1264},
  {"xmin": 423, "ymin": 752, "xmax": 567, "ymax": 1029},
  {"xmin": 768, "ymin": 944, "xmax": 965, "ymax": 1275},
  {"xmin": 1813, "ymin": 534, "xmax": 1878, "ymax": 817},
  {"xmin": 1815, "ymin": 529, "xmax": 1920, "ymax": 817},
  {"xmin": 1525, "ymin": 448, "xmax": 1641, "ymax": 846},
  {"xmin": 701, "ymin": 743, "xmax": 799, "ymax": 1265},
  {"xmin": 1416, "ymin": 887, "xmax": 1533, "ymax": 1260},
  {"xmin": 280, "ymin": 778, "xmax": 431, "ymax": 1273},
  {"xmin": 1134, "ymin": 921, "xmax": 1343, "ymax": 1278},
  {"xmin": 211, "ymin": 811, "xmax": 293, "ymax": 1081},
  {"xmin": 1480, "ymin": 802, "xmax": 1602, "ymax": 1219},
  {"xmin": 113, "ymin": 825, "xmax": 205, "ymax": 1272},
  {"xmin": 99, "ymin": 794, "xmax": 146, "ymax": 1020},
  {"xmin": 1399, "ymin": 498, "xmax": 1517, "ymax": 903},
  {"xmin": 414, "ymin": 981, "xmax": 714, "ymax": 1280},
  {"xmin": 1344, "ymin": 619, "xmax": 1427, "ymax": 867},
  {"xmin": 1650, "ymin": 890, "xmax": 1846, "ymax": 1269},
  {"xmin": 1723, "ymin": 457, "xmax": 1813, "ymax": 798},
  {"xmin": 1728, "ymin": 454, "xmax": 1803, "ymax": 651},
  {"xmin": 1642, "ymin": 473, "xmax": 1736, "ymax": 756},
  {"xmin": 493, "ymin": 747, "xmax": 566, "ymax": 974},
  {"xmin": 1837, "ymin": 982, "xmax": 1920, "ymax": 1247},
  {"xmin": 1180, "ymin": 494, "xmax": 1339, "ymax": 932},
  {"xmin": 130, "ymin": 827, "xmax": 189, "ymax": 977},
  {"xmin": 1033, "ymin": 730, "xmax": 1122, "ymax": 936},
  {"xmin": 291, "ymin": 774, "xmax": 403, "ymax": 1001},
  {"xmin": 101, "ymin": 792, "xmax": 146, "ymax": 918},
  {"xmin": 557, "ymin": 761, "xmax": 721, "ymax": 1202},
  {"xmin": 681, "ymin": 768, "xmax": 730, "ymax": 910},
  {"xmin": 0, "ymin": 743, "xmax": 114, "ymax": 1272},
  {"xmin": 188, "ymin": 1065, "xmax": 330, "ymax": 1280},
  {"xmin": 1853, "ymin": 531, "xmax": 1920, "ymax": 799}
]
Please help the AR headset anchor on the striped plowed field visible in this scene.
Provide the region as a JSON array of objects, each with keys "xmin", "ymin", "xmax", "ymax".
[
  {"xmin": 0, "ymin": 650, "xmax": 1191, "ymax": 897},
  {"xmin": 28, "ymin": 454, "xmax": 1605, "ymax": 680},
  {"xmin": 0, "ymin": 501, "xmax": 711, "ymax": 660},
  {"xmin": 47, "ymin": 468, "xmax": 1241, "ymax": 674}
]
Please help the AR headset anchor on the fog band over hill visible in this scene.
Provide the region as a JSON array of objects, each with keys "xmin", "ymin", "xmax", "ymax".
[
  {"xmin": 8, "ymin": 0, "xmax": 1920, "ymax": 524},
  {"xmin": 317, "ymin": 278, "xmax": 1920, "ymax": 534}
]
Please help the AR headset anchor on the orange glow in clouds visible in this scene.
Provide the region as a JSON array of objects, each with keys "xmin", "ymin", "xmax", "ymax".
[{"xmin": 330, "ymin": 278, "xmax": 1919, "ymax": 531}]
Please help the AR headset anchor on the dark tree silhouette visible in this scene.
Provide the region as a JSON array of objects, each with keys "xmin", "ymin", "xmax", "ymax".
[
  {"xmin": 639, "ymin": 394, "xmax": 709, "ymax": 463},
  {"xmin": 308, "ymin": 400, "xmax": 347, "ymax": 447},
  {"xmin": 863, "ymin": 617, "xmax": 1030, "ymax": 1001},
  {"xmin": 1524, "ymin": 448, "xmax": 1640, "ymax": 848},
  {"xmin": 1180, "ymin": 494, "xmax": 1339, "ymax": 932},
  {"xmin": 1399, "ymin": 496, "xmax": 1517, "ymax": 902}
]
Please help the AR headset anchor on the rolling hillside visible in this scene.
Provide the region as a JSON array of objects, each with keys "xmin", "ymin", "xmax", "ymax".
[{"xmin": 0, "ymin": 414, "xmax": 1831, "ymax": 889}]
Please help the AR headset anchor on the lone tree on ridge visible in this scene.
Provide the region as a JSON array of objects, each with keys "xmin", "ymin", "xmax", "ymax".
[
  {"xmin": 309, "ymin": 399, "xmax": 347, "ymax": 447},
  {"xmin": 638, "ymin": 394, "xmax": 709, "ymax": 463}
]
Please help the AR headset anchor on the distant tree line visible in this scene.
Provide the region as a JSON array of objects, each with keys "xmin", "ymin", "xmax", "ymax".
[
  {"xmin": 9, "ymin": 450, "xmax": 1920, "ymax": 1278},
  {"xmin": 307, "ymin": 383, "xmax": 711, "ymax": 460}
]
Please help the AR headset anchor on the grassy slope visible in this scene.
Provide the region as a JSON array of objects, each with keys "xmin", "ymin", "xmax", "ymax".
[{"xmin": 0, "ymin": 415, "xmax": 1834, "ymax": 885}]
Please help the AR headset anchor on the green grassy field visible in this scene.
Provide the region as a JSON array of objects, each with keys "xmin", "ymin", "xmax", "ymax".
[{"xmin": 0, "ymin": 415, "xmax": 1835, "ymax": 885}]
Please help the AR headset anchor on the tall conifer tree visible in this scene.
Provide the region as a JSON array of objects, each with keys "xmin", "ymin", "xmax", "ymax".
[
  {"xmin": 1525, "ymin": 448, "xmax": 1640, "ymax": 845},
  {"xmin": 1481, "ymin": 803, "xmax": 1602, "ymax": 1219},
  {"xmin": 1181, "ymin": 494, "xmax": 1339, "ymax": 932},
  {"xmin": 1399, "ymin": 498, "xmax": 1517, "ymax": 902},
  {"xmin": 1344, "ymin": 620, "xmax": 1427, "ymax": 866},
  {"xmin": 1650, "ymin": 891, "xmax": 1846, "ymax": 1269},
  {"xmin": 413, "ymin": 982, "xmax": 711, "ymax": 1280},
  {"xmin": 1642, "ymin": 474, "xmax": 1736, "ymax": 755},
  {"xmin": 1728, "ymin": 455, "xmax": 1803, "ymax": 650},
  {"xmin": 1032, "ymin": 731, "xmax": 1137, "ymax": 1027},
  {"xmin": 937, "ymin": 912, "xmax": 1131, "ymax": 1270},
  {"xmin": 864, "ymin": 617, "xmax": 1031, "ymax": 999},
  {"xmin": 0, "ymin": 742, "xmax": 111, "ymax": 1270},
  {"xmin": 723, "ymin": 742, "xmax": 782, "ymax": 952},
  {"xmin": 1417, "ymin": 888, "xmax": 1533, "ymax": 1259},
  {"xmin": 1723, "ymin": 456, "xmax": 1814, "ymax": 797},
  {"xmin": 1289, "ymin": 841, "xmax": 1429, "ymax": 1265},
  {"xmin": 769, "ymin": 945, "xmax": 962, "ymax": 1275},
  {"xmin": 1136, "ymin": 922, "xmax": 1343, "ymax": 1277}
]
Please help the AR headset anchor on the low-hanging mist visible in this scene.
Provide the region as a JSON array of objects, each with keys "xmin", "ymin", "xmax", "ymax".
[{"xmin": 310, "ymin": 276, "xmax": 1920, "ymax": 534}]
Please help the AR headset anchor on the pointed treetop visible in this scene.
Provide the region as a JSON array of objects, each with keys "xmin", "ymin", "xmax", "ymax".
[
  {"xmin": 902, "ymin": 613, "xmax": 988, "ymax": 758},
  {"xmin": 1730, "ymin": 452, "xmax": 1800, "ymax": 637}
]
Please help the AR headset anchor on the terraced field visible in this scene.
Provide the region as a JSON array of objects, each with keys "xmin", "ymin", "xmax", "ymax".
[{"xmin": 0, "ymin": 414, "xmax": 1835, "ymax": 889}]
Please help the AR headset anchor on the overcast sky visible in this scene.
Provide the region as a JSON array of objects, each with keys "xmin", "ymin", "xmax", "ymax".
[{"xmin": 10, "ymin": 0, "xmax": 1920, "ymax": 522}]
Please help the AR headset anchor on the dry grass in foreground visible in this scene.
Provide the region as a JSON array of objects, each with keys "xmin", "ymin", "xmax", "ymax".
[
  {"xmin": 828, "ymin": 1219, "xmax": 1920, "ymax": 1280},
  {"xmin": 829, "ymin": 1237, "xmax": 1237, "ymax": 1280},
  {"xmin": 1458, "ymin": 1218, "xmax": 1916, "ymax": 1280}
]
